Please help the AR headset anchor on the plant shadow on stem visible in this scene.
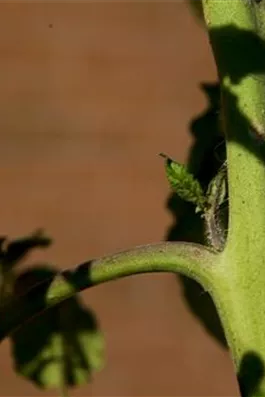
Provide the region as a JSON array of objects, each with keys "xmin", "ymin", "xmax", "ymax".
[
  {"xmin": 165, "ymin": 22, "xmax": 265, "ymax": 362},
  {"xmin": 238, "ymin": 352, "xmax": 264, "ymax": 397}
]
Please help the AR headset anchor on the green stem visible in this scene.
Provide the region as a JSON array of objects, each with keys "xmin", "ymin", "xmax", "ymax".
[
  {"xmin": 203, "ymin": 0, "xmax": 265, "ymax": 249},
  {"xmin": 203, "ymin": 1, "xmax": 265, "ymax": 396},
  {"xmin": 0, "ymin": 242, "xmax": 216, "ymax": 341}
]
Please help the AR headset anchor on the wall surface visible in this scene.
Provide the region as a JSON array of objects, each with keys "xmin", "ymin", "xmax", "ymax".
[{"xmin": 0, "ymin": 2, "xmax": 239, "ymax": 396}]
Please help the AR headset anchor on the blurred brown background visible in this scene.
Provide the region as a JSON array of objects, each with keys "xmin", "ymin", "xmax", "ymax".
[{"xmin": 0, "ymin": 1, "xmax": 239, "ymax": 396}]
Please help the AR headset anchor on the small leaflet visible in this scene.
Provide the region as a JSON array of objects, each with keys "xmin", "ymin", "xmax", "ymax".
[{"xmin": 160, "ymin": 153, "xmax": 207, "ymax": 213}]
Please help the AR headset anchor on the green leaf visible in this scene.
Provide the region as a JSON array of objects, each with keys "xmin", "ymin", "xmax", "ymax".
[
  {"xmin": 160, "ymin": 153, "xmax": 207, "ymax": 213},
  {"xmin": 11, "ymin": 280, "xmax": 104, "ymax": 391}
]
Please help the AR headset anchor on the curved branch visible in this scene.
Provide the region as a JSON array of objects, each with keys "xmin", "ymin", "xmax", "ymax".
[{"xmin": 0, "ymin": 241, "xmax": 217, "ymax": 341}]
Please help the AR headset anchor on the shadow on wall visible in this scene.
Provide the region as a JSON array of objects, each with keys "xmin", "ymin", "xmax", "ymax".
[{"xmin": 165, "ymin": 81, "xmax": 228, "ymax": 348}]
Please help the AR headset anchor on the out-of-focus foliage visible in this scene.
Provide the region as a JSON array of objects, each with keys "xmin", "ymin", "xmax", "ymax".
[
  {"xmin": 0, "ymin": 232, "xmax": 104, "ymax": 394},
  {"xmin": 12, "ymin": 278, "xmax": 104, "ymax": 391}
]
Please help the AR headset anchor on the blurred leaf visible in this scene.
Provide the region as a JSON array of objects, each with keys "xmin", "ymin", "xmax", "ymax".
[
  {"xmin": 0, "ymin": 230, "xmax": 52, "ymax": 306},
  {"xmin": 2, "ymin": 229, "xmax": 51, "ymax": 270},
  {"xmin": 161, "ymin": 153, "xmax": 207, "ymax": 213},
  {"xmin": 11, "ymin": 270, "xmax": 104, "ymax": 390}
]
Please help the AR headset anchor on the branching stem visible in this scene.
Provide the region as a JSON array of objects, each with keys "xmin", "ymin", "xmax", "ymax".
[{"xmin": 0, "ymin": 242, "xmax": 217, "ymax": 341}]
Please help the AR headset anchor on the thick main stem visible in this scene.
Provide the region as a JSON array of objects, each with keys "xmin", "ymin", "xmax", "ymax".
[
  {"xmin": 203, "ymin": 1, "xmax": 265, "ymax": 396},
  {"xmin": 203, "ymin": 0, "xmax": 265, "ymax": 250},
  {"xmin": 0, "ymin": 242, "xmax": 216, "ymax": 341}
]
